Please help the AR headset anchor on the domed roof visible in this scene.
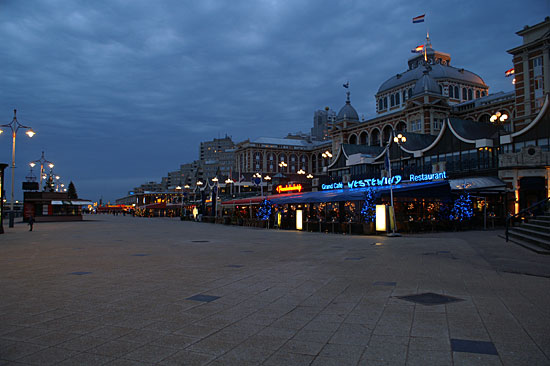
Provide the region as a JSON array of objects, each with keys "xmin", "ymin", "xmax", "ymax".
[
  {"xmin": 412, "ymin": 68, "xmax": 441, "ymax": 96},
  {"xmin": 337, "ymin": 93, "xmax": 359, "ymax": 122},
  {"xmin": 377, "ymin": 63, "xmax": 486, "ymax": 94}
]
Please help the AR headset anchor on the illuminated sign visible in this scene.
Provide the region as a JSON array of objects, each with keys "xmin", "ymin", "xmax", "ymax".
[
  {"xmin": 322, "ymin": 176, "xmax": 402, "ymax": 190},
  {"xmin": 322, "ymin": 171, "xmax": 447, "ymax": 190},
  {"xmin": 409, "ymin": 172, "xmax": 447, "ymax": 182},
  {"xmin": 276, "ymin": 184, "xmax": 303, "ymax": 194}
]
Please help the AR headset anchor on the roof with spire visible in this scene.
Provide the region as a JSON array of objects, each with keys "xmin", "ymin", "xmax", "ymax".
[
  {"xmin": 377, "ymin": 33, "xmax": 487, "ymax": 94},
  {"xmin": 336, "ymin": 91, "xmax": 360, "ymax": 122}
]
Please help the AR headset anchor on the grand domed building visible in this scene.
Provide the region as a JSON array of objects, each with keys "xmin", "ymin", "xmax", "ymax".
[{"xmin": 328, "ymin": 34, "xmax": 516, "ymax": 155}]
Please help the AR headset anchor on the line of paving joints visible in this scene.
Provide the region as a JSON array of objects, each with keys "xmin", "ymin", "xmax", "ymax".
[
  {"xmin": 469, "ymin": 289, "xmax": 505, "ymax": 364},
  {"xmin": 498, "ymin": 290, "xmax": 549, "ymax": 360}
]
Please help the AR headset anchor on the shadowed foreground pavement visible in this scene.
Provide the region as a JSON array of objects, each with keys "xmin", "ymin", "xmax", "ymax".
[{"xmin": 1, "ymin": 215, "xmax": 549, "ymax": 365}]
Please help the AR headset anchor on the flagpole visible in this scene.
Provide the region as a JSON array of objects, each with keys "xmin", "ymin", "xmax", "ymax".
[{"xmin": 387, "ymin": 146, "xmax": 400, "ymax": 237}]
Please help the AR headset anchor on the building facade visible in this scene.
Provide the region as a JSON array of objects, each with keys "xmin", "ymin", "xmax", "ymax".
[
  {"xmin": 199, "ymin": 136, "xmax": 236, "ymax": 180},
  {"xmin": 326, "ymin": 18, "xmax": 550, "ymax": 215}
]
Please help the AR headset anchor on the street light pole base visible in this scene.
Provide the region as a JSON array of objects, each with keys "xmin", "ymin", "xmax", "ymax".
[{"xmin": 387, "ymin": 232, "xmax": 401, "ymax": 237}]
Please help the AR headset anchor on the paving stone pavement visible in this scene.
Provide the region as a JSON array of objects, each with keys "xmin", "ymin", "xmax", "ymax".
[{"xmin": 1, "ymin": 215, "xmax": 549, "ymax": 365}]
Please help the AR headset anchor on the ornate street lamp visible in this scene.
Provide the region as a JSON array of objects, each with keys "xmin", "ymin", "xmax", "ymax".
[{"xmin": 0, "ymin": 110, "xmax": 36, "ymax": 220}]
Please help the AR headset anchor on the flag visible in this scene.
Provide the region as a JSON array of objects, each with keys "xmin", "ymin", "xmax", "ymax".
[
  {"xmin": 343, "ymin": 81, "xmax": 349, "ymax": 88},
  {"xmin": 384, "ymin": 148, "xmax": 391, "ymax": 175},
  {"xmin": 411, "ymin": 44, "xmax": 424, "ymax": 53},
  {"xmin": 505, "ymin": 68, "xmax": 515, "ymax": 77},
  {"xmin": 412, "ymin": 14, "xmax": 425, "ymax": 23}
]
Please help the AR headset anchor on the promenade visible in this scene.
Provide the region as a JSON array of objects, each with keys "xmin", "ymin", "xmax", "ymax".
[{"xmin": 1, "ymin": 216, "xmax": 549, "ymax": 365}]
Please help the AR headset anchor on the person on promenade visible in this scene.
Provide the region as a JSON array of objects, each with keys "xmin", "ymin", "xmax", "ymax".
[{"xmin": 28, "ymin": 215, "xmax": 35, "ymax": 231}]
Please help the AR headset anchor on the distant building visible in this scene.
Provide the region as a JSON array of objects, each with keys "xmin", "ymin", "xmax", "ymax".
[
  {"xmin": 199, "ymin": 136, "xmax": 236, "ymax": 180},
  {"xmin": 311, "ymin": 108, "xmax": 336, "ymax": 141},
  {"xmin": 235, "ymin": 136, "xmax": 331, "ymax": 175}
]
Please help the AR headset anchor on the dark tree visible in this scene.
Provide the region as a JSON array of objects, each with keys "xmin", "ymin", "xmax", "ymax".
[{"xmin": 68, "ymin": 181, "xmax": 78, "ymax": 199}]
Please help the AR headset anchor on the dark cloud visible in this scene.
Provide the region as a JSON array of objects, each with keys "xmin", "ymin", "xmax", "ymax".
[{"xmin": 0, "ymin": 0, "xmax": 547, "ymax": 201}]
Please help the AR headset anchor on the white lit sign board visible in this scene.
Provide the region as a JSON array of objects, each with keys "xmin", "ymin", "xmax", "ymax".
[{"xmin": 321, "ymin": 171, "xmax": 447, "ymax": 191}]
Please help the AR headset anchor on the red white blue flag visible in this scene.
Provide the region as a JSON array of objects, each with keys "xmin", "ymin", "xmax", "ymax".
[
  {"xmin": 412, "ymin": 14, "xmax": 425, "ymax": 23},
  {"xmin": 505, "ymin": 68, "xmax": 515, "ymax": 77},
  {"xmin": 411, "ymin": 44, "xmax": 424, "ymax": 53}
]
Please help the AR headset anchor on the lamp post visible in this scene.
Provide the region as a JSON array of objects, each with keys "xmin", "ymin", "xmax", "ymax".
[
  {"xmin": 393, "ymin": 133, "xmax": 407, "ymax": 173},
  {"xmin": 490, "ymin": 111, "xmax": 508, "ymax": 154},
  {"xmin": 253, "ymin": 172, "xmax": 263, "ymax": 196},
  {"xmin": 0, "ymin": 110, "xmax": 36, "ymax": 224},
  {"xmin": 31, "ymin": 152, "xmax": 54, "ymax": 193},
  {"xmin": 321, "ymin": 150, "xmax": 332, "ymax": 172},
  {"xmin": 386, "ymin": 132, "xmax": 407, "ymax": 237}
]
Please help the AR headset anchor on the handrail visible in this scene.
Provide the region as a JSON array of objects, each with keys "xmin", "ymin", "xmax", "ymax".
[{"xmin": 505, "ymin": 196, "xmax": 550, "ymax": 242}]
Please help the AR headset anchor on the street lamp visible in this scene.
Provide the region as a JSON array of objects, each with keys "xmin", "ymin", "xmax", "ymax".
[
  {"xmin": 393, "ymin": 133, "xmax": 407, "ymax": 173},
  {"xmin": 0, "ymin": 109, "xmax": 36, "ymax": 217},
  {"xmin": 253, "ymin": 172, "xmax": 264, "ymax": 196},
  {"xmin": 297, "ymin": 169, "xmax": 306, "ymax": 175},
  {"xmin": 321, "ymin": 150, "xmax": 332, "ymax": 158},
  {"xmin": 490, "ymin": 111, "xmax": 508, "ymax": 123},
  {"xmin": 490, "ymin": 111, "xmax": 508, "ymax": 153},
  {"xmin": 306, "ymin": 174, "xmax": 314, "ymax": 179},
  {"xmin": 31, "ymin": 152, "xmax": 54, "ymax": 193}
]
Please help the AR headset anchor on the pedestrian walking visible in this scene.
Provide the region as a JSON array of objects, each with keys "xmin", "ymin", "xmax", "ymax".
[{"xmin": 28, "ymin": 216, "xmax": 35, "ymax": 231}]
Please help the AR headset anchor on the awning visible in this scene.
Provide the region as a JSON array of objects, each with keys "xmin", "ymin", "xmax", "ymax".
[
  {"xmin": 269, "ymin": 181, "xmax": 451, "ymax": 205},
  {"xmin": 449, "ymin": 177, "xmax": 506, "ymax": 193},
  {"xmin": 222, "ymin": 181, "xmax": 451, "ymax": 206},
  {"xmin": 70, "ymin": 200, "xmax": 93, "ymax": 205},
  {"xmin": 51, "ymin": 200, "xmax": 92, "ymax": 205}
]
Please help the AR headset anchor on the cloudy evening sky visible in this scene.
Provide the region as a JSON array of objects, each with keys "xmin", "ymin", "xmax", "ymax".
[{"xmin": 0, "ymin": 0, "xmax": 548, "ymax": 202}]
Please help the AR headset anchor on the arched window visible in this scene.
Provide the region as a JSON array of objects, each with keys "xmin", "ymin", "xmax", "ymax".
[
  {"xmin": 378, "ymin": 99, "xmax": 383, "ymax": 110},
  {"xmin": 396, "ymin": 121, "xmax": 407, "ymax": 132},
  {"xmin": 359, "ymin": 131, "xmax": 368, "ymax": 145},
  {"xmin": 439, "ymin": 85, "xmax": 442, "ymax": 94},
  {"xmin": 408, "ymin": 88, "xmax": 413, "ymax": 99},
  {"xmin": 462, "ymin": 88, "xmax": 467, "ymax": 100},
  {"xmin": 468, "ymin": 89, "xmax": 473, "ymax": 100},
  {"xmin": 476, "ymin": 90, "xmax": 480, "ymax": 99},
  {"xmin": 395, "ymin": 93, "xmax": 400, "ymax": 105},
  {"xmin": 449, "ymin": 86, "xmax": 454, "ymax": 98},
  {"xmin": 383, "ymin": 97, "xmax": 388, "ymax": 109},
  {"xmin": 370, "ymin": 129, "xmax": 380, "ymax": 146},
  {"xmin": 403, "ymin": 90, "xmax": 407, "ymax": 102},
  {"xmin": 348, "ymin": 134, "xmax": 357, "ymax": 144},
  {"xmin": 390, "ymin": 94, "xmax": 395, "ymax": 107},
  {"xmin": 454, "ymin": 86, "xmax": 459, "ymax": 98},
  {"xmin": 482, "ymin": 91, "xmax": 486, "ymax": 97}
]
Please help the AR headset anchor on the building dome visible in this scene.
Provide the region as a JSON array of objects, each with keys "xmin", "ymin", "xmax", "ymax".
[
  {"xmin": 337, "ymin": 93, "xmax": 360, "ymax": 122},
  {"xmin": 412, "ymin": 68, "xmax": 442, "ymax": 96},
  {"xmin": 377, "ymin": 63, "xmax": 486, "ymax": 94}
]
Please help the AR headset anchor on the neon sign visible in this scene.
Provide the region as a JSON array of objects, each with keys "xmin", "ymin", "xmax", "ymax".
[
  {"xmin": 409, "ymin": 172, "xmax": 447, "ymax": 182},
  {"xmin": 276, "ymin": 184, "xmax": 303, "ymax": 194},
  {"xmin": 322, "ymin": 176, "xmax": 402, "ymax": 190}
]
